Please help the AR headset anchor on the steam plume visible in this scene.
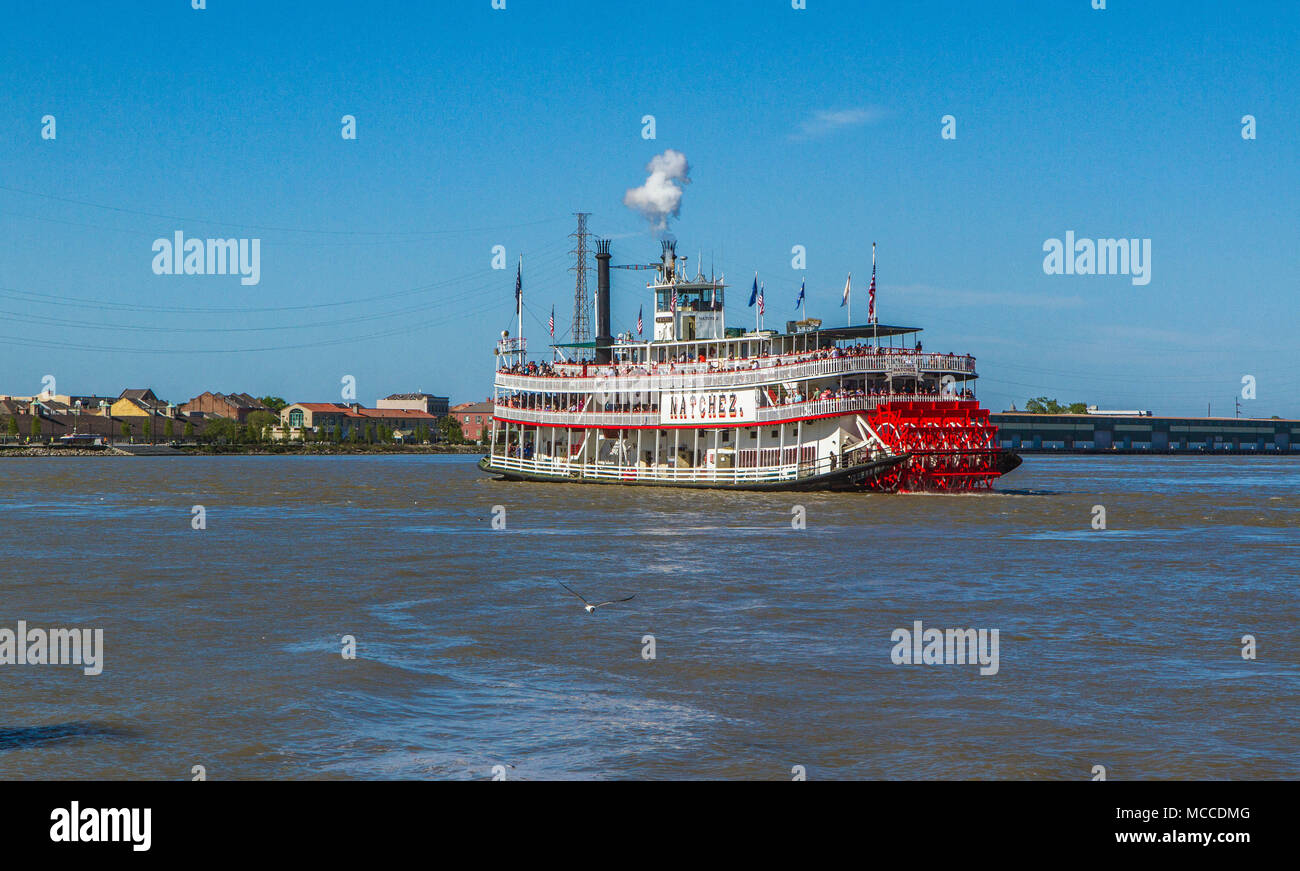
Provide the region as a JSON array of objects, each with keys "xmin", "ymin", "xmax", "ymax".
[{"xmin": 623, "ymin": 149, "xmax": 691, "ymax": 231}]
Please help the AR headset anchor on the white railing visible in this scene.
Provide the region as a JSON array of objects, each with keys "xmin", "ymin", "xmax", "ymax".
[
  {"xmin": 483, "ymin": 446, "xmax": 886, "ymax": 485},
  {"xmin": 755, "ymin": 393, "xmax": 968, "ymax": 422},
  {"xmin": 493, "ymin": 393, "xmax": 973, "ymax": 428},
  {"xmin": 493, "ymin": 407, "xmax": 659, "ymax": 427},
  {"xmin": 495, "ymin": 352, "xmax": 975, "ymax": 393}
]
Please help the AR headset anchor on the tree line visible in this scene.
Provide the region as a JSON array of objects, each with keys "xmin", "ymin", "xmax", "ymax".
[
  {"xmin": 2, "ymin": 407, "xmax": 467, "ymax": 446},
  {"xmin": 1022, "ymin": 397, "xmax": 1088, "ymax": 414}
]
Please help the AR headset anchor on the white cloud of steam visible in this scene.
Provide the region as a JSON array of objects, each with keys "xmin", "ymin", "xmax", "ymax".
[{"xmin": 623, "ymin": 149, "xmax": 691, "ymax": 230}]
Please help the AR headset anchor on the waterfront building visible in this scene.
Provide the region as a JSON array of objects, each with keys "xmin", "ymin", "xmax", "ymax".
[
  {"xmin": 111, "ymin": 389, "xmax": 176, "ymax": 419},
  {"xmin": 377, "ymin": 393, "xmax": 450, "ymax": 417},
  {"xmin": 179, "ymin": 392, "xmax": 270, "ymax": 422},
  {"xmin": 992, "ymin": 412, "xmax": 1299, "ymax": 452},
  {"xmin": 277, "ymin": 402, "xmax": 438, "ymax": 440},
  {"xmin": 451, "ymin": 401, "xmax": 493, "ymax": 442}
]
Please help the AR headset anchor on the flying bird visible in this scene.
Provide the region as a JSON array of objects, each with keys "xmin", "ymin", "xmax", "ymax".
[{"xmin": 560, "ymin": 582, "xmax": 635, "ymax": 614}]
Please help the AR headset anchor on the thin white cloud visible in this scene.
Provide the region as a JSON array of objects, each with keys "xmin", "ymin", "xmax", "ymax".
[
  {"xmin": 1095, "ymin": 324, "xmax": 1235, "ymax": 348},
  {"xmin": 891, "ymin": 284, "xmax": 1085, "ymax": 310},
  {"xmin": 790, "ymin": 107, "xmax": 885, "ymax": 141}
]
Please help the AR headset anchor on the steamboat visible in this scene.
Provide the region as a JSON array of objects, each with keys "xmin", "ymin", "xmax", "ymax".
[{"xmin": 479, "ymin": 239, "xmax": 1020, "ymax": 492}]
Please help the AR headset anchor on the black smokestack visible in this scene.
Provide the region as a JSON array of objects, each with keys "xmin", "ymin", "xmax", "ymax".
[{"xmin": 595, "ymin": 239, "xmax": 613, "ymax": 364}]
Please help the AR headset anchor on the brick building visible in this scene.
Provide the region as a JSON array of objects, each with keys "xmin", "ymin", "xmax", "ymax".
[
  {"xmin": 180, "ymin": 391, "xmax": 270, "ymax": 422},
  {"xmin": 450, "ymin": 400, "xmax": 494, "ymax": 442},
  {"xmin": 278, "ymin": 403, "xmax": 439, "ymax": 440}
]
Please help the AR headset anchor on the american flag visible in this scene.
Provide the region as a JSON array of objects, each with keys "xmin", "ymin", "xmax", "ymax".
[
  {"xmin": 671, "ymin": 286, "xmax": 677, "ymax": 313},
  {"xmin": 637, "ymin": 305, "xmax": 643, "ymax": 336},
  {"xmin": 757, "ymin": 282, "xmax": 765, "ymax": 316},
  {"xmin": 514, "ymin": 259, "xmax": 522, "ymax": 316},
  {"xmin": 868, "ymin": 243, "xmax": 877, "ymax": 323},
  {"xmin": 548, "ymin": 305, "xmax": 554, "ymax": 337}
]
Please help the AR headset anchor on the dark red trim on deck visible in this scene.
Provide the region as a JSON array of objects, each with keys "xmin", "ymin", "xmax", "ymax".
[{"xmin": 493, "ymin": 400, "xmax": 976, "ymax": 431}]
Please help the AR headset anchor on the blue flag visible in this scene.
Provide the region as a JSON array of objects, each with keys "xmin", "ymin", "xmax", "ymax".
[
  {"xmin": 748, "ymin": 274, "xmax": 758, "ymax": 307},
  {"xmin": 795, "ymin": 279, "xmax": 805, "ymax": 309}
]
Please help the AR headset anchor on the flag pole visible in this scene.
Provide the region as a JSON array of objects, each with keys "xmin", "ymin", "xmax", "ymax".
[
  {"xmin": 517, "ymin": 254, "xmax": 523, "ymax": 364},
  {"xmin": 872, "ymin": 242, "xmax": 878, "ymax": 347}
]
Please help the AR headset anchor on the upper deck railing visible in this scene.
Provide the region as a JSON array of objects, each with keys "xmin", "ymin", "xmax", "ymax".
[
  {"xmin": 495, "ymin": 350, "xmax": 976, "ymax": 393},
  {"xmin": 754, "ymin": 393, "xmax": 967, "ymax": 422},
  {"xmin": 497, "ymin": 408, "xmax": 661, "ymax": 427},
  {"xmin": 494, "ymin": 392, "xmax": 975, "ymax": 428}
]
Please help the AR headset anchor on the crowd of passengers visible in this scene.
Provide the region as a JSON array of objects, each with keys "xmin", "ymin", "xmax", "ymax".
[
  {"xmin": 776, "ymin": 383, "xmax": 976, "ymax": 405},
  {"xmin": 498, "ymin": 394, "xmax": 656, "ymax": 413},
  {"xmin": 500, "ymin": 361, "xmax": 559, "ymax": 377},
  {"xmin": 501, "ymin": 441, "xmax": 535, "ymax": 460},
  {"xmin": 497, "ymin": 342, "xmax": 971, "ymax": 378},
  {"xmin": 497, "ymin": 380, "xmax": 976, "ymax": 414}
]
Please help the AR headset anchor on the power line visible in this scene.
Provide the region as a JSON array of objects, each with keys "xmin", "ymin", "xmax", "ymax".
[
  {"xmin": 0, "ymin": 295, "xmax": 507, "ymax": 355},
  {"xmin": 0, "ymin": 248, "xmax": 574, "ymax": 317},
  {"xmin": 0, "ymin": 184, "xmax": 570, "ymax": 238}
]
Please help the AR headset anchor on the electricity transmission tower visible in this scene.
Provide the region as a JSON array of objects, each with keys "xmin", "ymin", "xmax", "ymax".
[{"xmin": 569, "ymin": 212, "xmax": 592, "ymax": 349}]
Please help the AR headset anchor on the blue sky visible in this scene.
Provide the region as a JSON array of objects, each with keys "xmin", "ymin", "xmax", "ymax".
[{"xmin": 1, "ymin": 0, "xmax": 1296, "ymax": 416}]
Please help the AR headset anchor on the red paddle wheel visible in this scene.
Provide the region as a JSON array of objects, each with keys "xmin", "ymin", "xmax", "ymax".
[{"xmin": 864, "ymin": 400, "xmax": 1002, "ymax": 492}]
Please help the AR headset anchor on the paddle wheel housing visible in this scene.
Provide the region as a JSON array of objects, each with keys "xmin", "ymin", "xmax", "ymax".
[{"xmin": 865, "ymin": 400, "xmax": 1002, "ymax": 492}]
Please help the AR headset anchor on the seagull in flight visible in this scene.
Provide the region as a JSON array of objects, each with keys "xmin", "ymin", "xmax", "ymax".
[{"xmin": 560, "ymin": 582, "xmax": 635, "ymax": 614}]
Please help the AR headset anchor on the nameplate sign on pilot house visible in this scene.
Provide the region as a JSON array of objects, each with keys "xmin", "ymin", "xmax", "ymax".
[{"xmin": 660, "ymin": 389, "xmax": 759, "ymax": 425}]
